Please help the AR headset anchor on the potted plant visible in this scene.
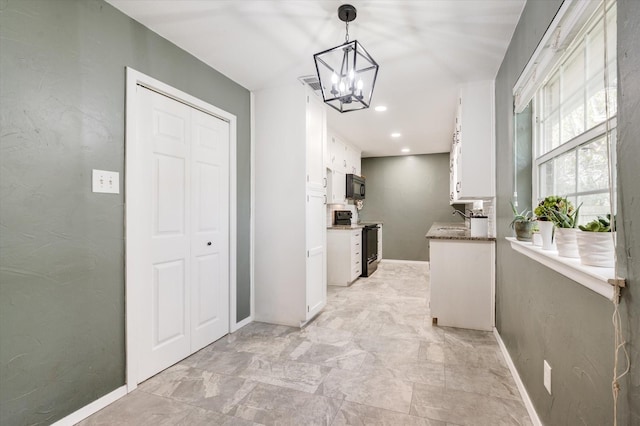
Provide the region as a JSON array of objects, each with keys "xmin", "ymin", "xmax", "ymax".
[
  {"xmin": 534, "ymin": 196, "xmax": 567, "ymax": 250},
  {"xmin": 510, "ymin": 202, "xmax": 535, "ymax": 241},
  {"xmin": 539, "ymin": 198, "xmax": 582, "ymax": 258},
  {"xmin": 576, "ymin": 215, "xmax": 615, "ymax": 267},
  {"xmin": 531, "ymin": 222, "xmax": 542, "ymax": 246}
]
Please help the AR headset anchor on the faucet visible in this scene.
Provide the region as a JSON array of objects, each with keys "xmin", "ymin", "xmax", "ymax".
[{"xmin": 452, "ymin": 209, "xmax": 469, "ymax": 220}]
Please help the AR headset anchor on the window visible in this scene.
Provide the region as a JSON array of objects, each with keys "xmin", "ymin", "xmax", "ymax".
[{"xmin": 533, "ymin": 2, "xmax": 616, "ymax": 225}]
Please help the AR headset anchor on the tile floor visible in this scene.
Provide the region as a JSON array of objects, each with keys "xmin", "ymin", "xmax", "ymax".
[{"xmin": 80, "ymin": 262, "xmax": 532, "ymax": 426}]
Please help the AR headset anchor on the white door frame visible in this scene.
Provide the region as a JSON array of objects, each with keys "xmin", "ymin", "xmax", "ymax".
[{"xmin": 125, "ymin": 67, "xmax": 238, "ymax": 391}]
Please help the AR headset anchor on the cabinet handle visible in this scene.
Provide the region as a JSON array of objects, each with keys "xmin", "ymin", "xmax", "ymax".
[
  {"xmin": 207, "ymin": 242, "xmax": 212, "ymax": 246},
  {"xmin": 343, "ymin": 160, "xmax": 347, "ymax": 167},
  {"xmin": 324, "ymin": 195, "xmax": 327, "ymax": 204},
  {"xmin": 323, "ymin": 177, "xmax": 327, "ymax": 188}
]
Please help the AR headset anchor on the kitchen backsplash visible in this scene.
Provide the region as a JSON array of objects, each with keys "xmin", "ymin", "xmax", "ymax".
[
  {"xmin": 326, "ymin": 203, "xmax": 358, "ymax": 227},
  {"xmin": 464, "ymin": 198, "xmax": 495, "ymax": 237}
]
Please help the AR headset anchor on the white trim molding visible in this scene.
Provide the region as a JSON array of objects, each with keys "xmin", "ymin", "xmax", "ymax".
[
  {"xmin": 50, "ymin": 386, "xmax": 127, "ymax": 426},
  {"xmin": 124, "ymin": 67, "xmax": 239, "ymax": 389},
  {"xmin": 493, "ymin": 329, "xmax": 542, "ymax": 426},
  {"xmin": 513, "ymin": 0, "xmax": 601, "ymax": 113},
  {"xmin": 507, "ymin": 237, "xmax": 615, "ymax": 300}
]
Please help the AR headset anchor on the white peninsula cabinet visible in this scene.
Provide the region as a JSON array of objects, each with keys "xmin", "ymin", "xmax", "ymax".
[
  {"xmin": 327, "ymin": 228, "xmax": 362, "ymax": 286},
  {"xmin": 450, "ymin": 80, "xmax": 495, "ymax": 203},
  {"xmin": 429, "ymin": 239, "xmax": 495, "ymax": 331},
  {"xmin": 254, "ymin": 82, "xmax": 327, "ymax": 327}
]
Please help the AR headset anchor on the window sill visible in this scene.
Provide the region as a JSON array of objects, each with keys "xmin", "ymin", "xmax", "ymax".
[{"xmin": 506, "ymin": 237, "xmax": 615, "ymax": 300}]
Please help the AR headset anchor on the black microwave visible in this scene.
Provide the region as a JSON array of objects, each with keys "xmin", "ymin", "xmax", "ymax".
[{"xmin": 346, "ymin": 174, "xmax": 365, "ymax": 200}]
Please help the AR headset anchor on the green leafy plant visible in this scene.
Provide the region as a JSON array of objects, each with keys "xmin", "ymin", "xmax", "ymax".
[
  {"xmin": 509, "ymin": 202, "xmax": 534, "ymax": 229},
  {"xmin": 579, "ymin": 215, "xmax": 613, "ymax": 232},
  {"xmin": 540, "ymin": 200, "xmax": 582, "ymax": 229},
  {"xmin": 534, "ymin": 195, "xmax": 572, "ymax": 221}
]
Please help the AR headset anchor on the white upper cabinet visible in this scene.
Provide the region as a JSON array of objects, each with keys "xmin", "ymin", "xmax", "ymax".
[
  {"xmin": 326, "ymin": 131, "xmax": 361, "ymax": 204},
  {"xmin": 346, "ymin": 144, "xmax": 360, "ymax": 175},
  {"xmin": 306, "ymin": 95, "xmax": 326, "ymax": 192},
  {"xmin": 450, "ymin": 80, "xmax": 495, "ymax": 203},
  {"xmin": 327, "ymin": 169, "xmax": 346, "ymax": 204},
  {"xmin": 328, "ymin": 132, "xmax": 361, "ymax": 176}
]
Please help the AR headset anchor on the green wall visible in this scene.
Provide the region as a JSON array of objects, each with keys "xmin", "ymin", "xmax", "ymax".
[
  {"xmin": 495, "ymin": 0, "xmax": 639, "ymax": 423},
  {"xmin": 617, "ymin": 0, "xmax": 640, "ymax": 421},
  {"xmin": 0, "ymin": 0, "xmax": 251, "ymax": 424},
  {"xmin": 359, "ymin": 154, "xmax": 455, "ymax": 261}
]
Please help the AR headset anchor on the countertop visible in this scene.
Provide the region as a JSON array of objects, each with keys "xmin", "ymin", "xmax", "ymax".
[
  {"xmin": 425, "ymin": 222, "xmax": 496, "ymax": 241},
  {"xmin": 327, "ymin": 221, "xmax": 383, "ymax": 230},
  {"xmin": 327, "ymin": 224, "xmax": 364, "ymax": 230}
]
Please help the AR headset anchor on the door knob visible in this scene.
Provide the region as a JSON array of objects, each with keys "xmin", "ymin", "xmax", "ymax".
[{"xmin": 207, "ymin": 242, "xmax": 212, "ymax": 246}]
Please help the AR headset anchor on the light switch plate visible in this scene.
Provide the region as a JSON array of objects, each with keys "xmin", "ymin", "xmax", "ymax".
[
  {"xmin": 543, "ymin": 360, "xmax": 552, "ymax": 394},
  {"xmin": 92, "ymin": 169, "xmax": 120, "ymax": 194}
]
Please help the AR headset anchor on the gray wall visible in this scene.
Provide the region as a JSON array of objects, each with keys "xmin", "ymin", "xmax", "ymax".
[
  {"xmin": 617, "ymin": 0, "xmax": 640, "ymax": 421},
  {"xmin": 360, "ymin": 154, "xmax": 455, "ymax": 261},
  {"xmin": 0, "ymin": 1, "xmax": 251, "ymax": 424},
  {"xmin": 495, "ymin": 0, "xmax": 639, "ymax": 424}
]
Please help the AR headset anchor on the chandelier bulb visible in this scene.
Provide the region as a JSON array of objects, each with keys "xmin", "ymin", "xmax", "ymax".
[{"xmin": 331, "ymin": 73, "xmax": 338, "ymax": 84}]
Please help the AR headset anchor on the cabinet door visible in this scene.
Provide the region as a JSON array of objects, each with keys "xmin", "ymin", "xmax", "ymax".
[
  {"xmin": 328, "ymin": 170, "xmax": 346, "ymax": 204},
  {"xmin": 306, "ymin": 190, "xmax": 327, "ymax": 319},
  {"xmin": 328, "ymin": 135, "xmax": 338, "ymax": 169},
  {"xmin": 306, "ymin": 93, "xmax": 326, "ymax": 192},
  {"xmin": 345, "ymin": 145, "xmax": 361, "ymax": 175},
  {"xmin": 430, "ymin": 240, "xmax": 494, "ymax": 331},
  {"xmin": 351, "ymin": 230, "xmax": 362, "ymax": 280},
  {"xmin": 332, "ymin": 137, "xmax": 347, "ymax": 173},
  {"xmin": 457, "ymin": 81, "xmax": 495, "ymax": 199}
]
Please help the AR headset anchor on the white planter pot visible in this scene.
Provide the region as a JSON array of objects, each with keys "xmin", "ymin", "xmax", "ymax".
[
  {"xmin": 576, "ymin": 231, "xmax": 616, "ymax": 267},
  {"xmin": 538, "ymin": 220, "xmax": 555, "ymax": 251},
  {"xmin": 554, "ymin": 228, "xmax": 580, "ymax": 258},
  {"xmin": 532, "ymin": 232, "xmax": 543, "ymax": 247}
]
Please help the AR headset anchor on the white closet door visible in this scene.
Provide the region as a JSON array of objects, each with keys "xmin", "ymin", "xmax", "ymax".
[
  {"xmin": 136, "ymin": 86, "xmax": 229, "ymax": 382},
  {"xmin": 190, "ymin": 107, "xmax": 229, "ymax": 352}
]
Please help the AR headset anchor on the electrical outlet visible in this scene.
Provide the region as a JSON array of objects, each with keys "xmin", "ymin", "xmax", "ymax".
[
  {"xmin": 544, "ymin": 360, "xmax": 552, "ymax": 394},
  {"xmin": 92, "ymin": 169, "xmax": 119, "ymax": 194}
]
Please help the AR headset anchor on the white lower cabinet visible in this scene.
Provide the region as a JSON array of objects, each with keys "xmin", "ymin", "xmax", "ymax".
[
  {"xmin": 327, "ymin": 228, "xmax": 362, "ymax": 286},
  {"xmin": 429, "ymin": 240, "xmax": 495, "ymax": 331}
]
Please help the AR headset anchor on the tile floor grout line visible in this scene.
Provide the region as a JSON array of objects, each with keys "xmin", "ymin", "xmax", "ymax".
[{"xmin": 81, "ymin": 262, "xmax": 532, "ymax": 425}]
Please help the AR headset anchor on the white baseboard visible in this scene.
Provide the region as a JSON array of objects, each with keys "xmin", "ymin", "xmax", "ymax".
[
  {"xmin": 493, "ymin": 328, "xmax": 542, "ymax": 426},
  {"xmin": 380, "ymin": 259, "xmax": 429, "ymax": 265},
  {"xmin": 51, "ymin": 385, "xmax": 127, "ymax": 426},
  {"xmin": 232, "ymin": 315, "xmax": 253, "ymax": 332},
  {"xmin": 51, "ymin": 317, "xmax": 252, "ymax": 426}
]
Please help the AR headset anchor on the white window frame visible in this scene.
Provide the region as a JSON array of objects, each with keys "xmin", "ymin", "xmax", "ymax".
[
  {"xmin": 531, "ymin": 1, "xmax": 617, "ymax": 218},
  {"xmin": 509, "ymin": 0, "xmax": 619, "ymax": 299}
]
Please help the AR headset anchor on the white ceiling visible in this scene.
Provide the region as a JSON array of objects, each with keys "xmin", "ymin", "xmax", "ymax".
[{"xmin": 106, "ymin": 0, "xmax": 525, "ymax": 157}]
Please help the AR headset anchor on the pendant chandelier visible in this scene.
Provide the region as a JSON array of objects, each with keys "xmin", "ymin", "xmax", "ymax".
[{"xmin": 313, "ymin": 4, "xmax": 379, "ymax": 113}]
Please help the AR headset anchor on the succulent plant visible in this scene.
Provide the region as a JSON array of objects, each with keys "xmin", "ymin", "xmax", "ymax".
[
  {"xmin": 509, "ymin": 202, "xmax": 534, "ymax": 229},
  {"xmin": 534, "ymin": 196, "xmax": 573, "ymax": 221},
  {"xmin": 579, "ymin": 215, "xmax": 614, "ymax": 232}
]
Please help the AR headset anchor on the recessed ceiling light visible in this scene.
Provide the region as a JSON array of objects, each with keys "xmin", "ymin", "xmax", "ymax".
[
  {"xmin": 391, "ymin": 132, "xmax": 401, "ymax": 138},
  {"xmin": 375, "ymin": 105, "xmax": 387, "ymax": 112},
  {"xmin": 401, "ymin": 148, "xmax": 410, "ymax": 153}
]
